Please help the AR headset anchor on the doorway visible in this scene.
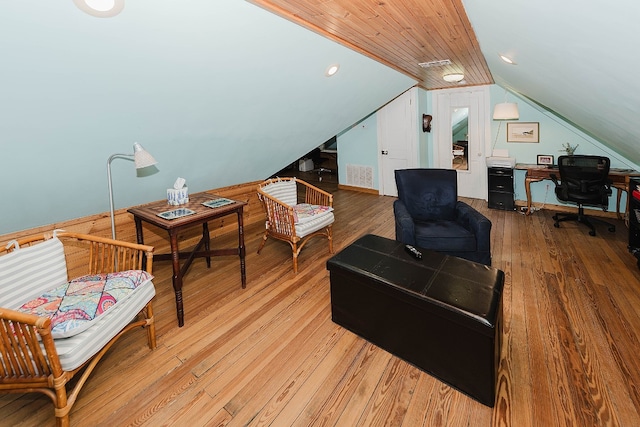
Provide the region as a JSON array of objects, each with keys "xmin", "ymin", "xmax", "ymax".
[
  {"xmin": 377, "ymin": 88, "xmax": 418, "ymax": 197},
  {"xmin": 433, "ymin": 87, "xmax": 490, "ymax": 199}
]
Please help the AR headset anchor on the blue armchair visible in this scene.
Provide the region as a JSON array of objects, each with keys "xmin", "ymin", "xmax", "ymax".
[{"xmin": 394, "ymin": 168, "xmax": 492, "ymax": 265}]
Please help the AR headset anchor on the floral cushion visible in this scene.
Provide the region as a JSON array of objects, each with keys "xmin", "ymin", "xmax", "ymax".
[
  {"xmin": 292, "ymin": 203, "xmax": 333, "ymax": 224},
  {"xmin": 17, "ymin": 270, "xmax": 153, "ymax": 339}
]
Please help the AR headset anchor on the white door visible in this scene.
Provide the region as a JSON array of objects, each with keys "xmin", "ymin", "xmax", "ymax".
[
  {"xmin": 433, "ymin": 87, "xmax": 490, "ymax": 199},
  {"xmin": 378, "ymin": 88, "xmax": 418, "ymax": 196}
]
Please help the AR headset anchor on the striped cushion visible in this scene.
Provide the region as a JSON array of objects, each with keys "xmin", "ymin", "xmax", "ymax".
[
  {"xmin": 295, "ymin": 211, "xmax": 334, "ymax": 238},
  {"xmin": 0, "ymin": 237, "xmax": 68, "ymax": 308},
  {"xmin": 53, "ymin": 279, "xmax": 155, "ymax": 371},
  {"xmin": 262, "ymin": 179, "xmax": 297, "ymax": 206}
]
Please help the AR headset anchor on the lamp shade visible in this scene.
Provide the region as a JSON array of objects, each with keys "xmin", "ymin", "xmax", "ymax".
[
  {"xmin": 133, "ymin": 142, "xmax": 158, "ymax": 169},
  {"xmin": 493, "ymin": 102, "xmax": 519, "ymax": 120}
]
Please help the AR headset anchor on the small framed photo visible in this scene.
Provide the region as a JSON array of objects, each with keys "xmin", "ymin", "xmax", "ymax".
[
  {"xmin": 537, "ymin": 154, "xmax": 554, "ymax": 166},
  {"xmin": 507, "ymin": 122, "xmax": 539, "ymax": 143}
]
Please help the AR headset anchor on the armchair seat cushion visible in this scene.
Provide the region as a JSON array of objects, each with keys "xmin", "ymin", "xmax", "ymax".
[
  {"xmin": 292, "ymin": 203, "xmax": 334, "ymax": 224},
  {"xmin": 414, "ymin": 220, "xmax": 477, "ymax": 252},
  {"xmin": 295, "ymin": 210, "xmax": 335, "ymax": 238}
]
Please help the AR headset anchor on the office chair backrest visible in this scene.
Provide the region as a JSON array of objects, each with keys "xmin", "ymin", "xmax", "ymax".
[{"xmin": 556, "ymin": 155, "xmax": 611, "ymax": 205}]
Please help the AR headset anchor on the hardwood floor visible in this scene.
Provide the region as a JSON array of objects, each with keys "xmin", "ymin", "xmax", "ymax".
[{"xmin": 2, "ymin": 187, "xmax": 640, "ymax": 426}]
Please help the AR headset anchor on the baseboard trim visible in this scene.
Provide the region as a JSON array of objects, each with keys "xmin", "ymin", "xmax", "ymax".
[
  {"xmin": 514, "ymin": 200, "xmax": 621, "ymax": 219},
  {"xmin": 337, "ymin": 184, "xmax": 379, "ymax": 195}
]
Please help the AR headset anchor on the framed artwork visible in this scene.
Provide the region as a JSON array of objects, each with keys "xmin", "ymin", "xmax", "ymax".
[
  {"xmin": 537, "ymin": 154, "xmax": 554, "ymax": 166},
  {"xmin": 507, "ymin": 122, "xmax": 539, "ymax": 143}
]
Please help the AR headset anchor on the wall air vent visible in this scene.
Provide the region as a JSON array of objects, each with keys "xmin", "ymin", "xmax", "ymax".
[
  {"xmin": 418, "ymin": 59, "xmax": 452, "ymax": 68},
  {"xmin": 346, "ymin": 164, "xmax": 373, "ymax": 188}
]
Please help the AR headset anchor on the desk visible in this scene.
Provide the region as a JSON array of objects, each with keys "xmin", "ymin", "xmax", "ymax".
[
  {"xmin": 515, "ymin": 163, "xmax": 639, "ymax": 217},
  {"xmin": 128, "ymin": 193, "xmax": 246, "ymax": 326}
]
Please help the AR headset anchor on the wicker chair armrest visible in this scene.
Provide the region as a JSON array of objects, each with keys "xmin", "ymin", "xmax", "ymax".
[
  {"xmin": 0, "ymin": 307, "xmax": 62, "ymax": 377},
  {"xmin": 258, "ymin": 192, "xmax": 297, "ymax": 236},
  {"xmin": 299, "ymin": 181, "xmax": 333, "ymax": 207},
  {"xmin": 54, "ymin": 231, "xmax": 155, "ymax": 275},
  {"xmin": 0, "ymin": 306, "xmax": 51, "ymax": 329}
]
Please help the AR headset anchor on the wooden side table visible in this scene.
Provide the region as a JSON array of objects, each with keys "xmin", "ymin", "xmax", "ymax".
[{"xmin": 128, "ymin": 193, "xmax": 247, "ymax": 327}]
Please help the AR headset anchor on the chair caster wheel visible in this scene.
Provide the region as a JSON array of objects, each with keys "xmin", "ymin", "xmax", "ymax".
[
  {"xmin": 608, "ymin": 227, "xmax": 616, "ymax": 232},
  {"xmin": 554, "ymin": 223, "xmax": 560, "ymax": 228},
  {"xmin": 589, "ymin": 230, "xmax": 596, "ymax": 236}
]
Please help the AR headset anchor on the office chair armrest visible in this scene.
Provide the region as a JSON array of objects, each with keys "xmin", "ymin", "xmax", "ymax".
[
  {"xmin": 456, "ymin": 201, "xmax": 492, "ymax": 252},
  {"xmin": 549, "ymin": 173, "xmax": 560, "ymax": 186},
  {"xmin": 393, "ymin": 199, "xmax": 416, "ymax": 245}
]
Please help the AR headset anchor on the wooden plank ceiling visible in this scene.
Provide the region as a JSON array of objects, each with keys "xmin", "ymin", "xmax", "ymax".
[{"xmin": 249, "ymin": 0, "xmax": 493, "ymax": 89}]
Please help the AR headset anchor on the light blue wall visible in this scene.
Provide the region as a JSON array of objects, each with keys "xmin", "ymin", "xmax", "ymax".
[
  {"xmin": 337, "ymin": 87, "xmax": 433, "ymax": 190},
  {"xmin": 337, "ymin": 114, "xmax": 379, "ymax": 187},
  {"xmin": 0, "ymin": 0, "xmax": 415, "ymax": 235}
]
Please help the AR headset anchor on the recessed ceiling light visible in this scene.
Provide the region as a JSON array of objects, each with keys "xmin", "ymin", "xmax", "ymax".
[
  {"xmin": 443, "ymin": 73, "xmax": 464, "ymax": 83},
  {"xmin": 73, "ymin": 0, "xmax": 124, "ymax": 17},
  {"xmin": 499, "ymin": 54, "xmax": 516, "ymax": 65},
  {"xmin": 325, "ymin": 64, "xmax": 340, "ymax": 77}
]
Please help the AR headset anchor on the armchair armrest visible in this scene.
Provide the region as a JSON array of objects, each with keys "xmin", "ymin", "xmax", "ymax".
[
  {"xmin": 300, "ymin": 180, "xmax": 333, "ymax": 207},
  {"xmin": 257, "ymin": 191, "xmax": 298, "ymax": 238},
  {"xmin": 0, "ymin": 306, "xmax": 62, "ymax": 379},
  {"xmin": 393, "ymin": 199, "xmax": 416, "ymax": 245},
  {"xmin": 55, "ymin": 231, "xmax": 154, "ymax": 276},
  {"xmin": 456, "ymin": 201, "xmax": 492, "ymax": 253}
]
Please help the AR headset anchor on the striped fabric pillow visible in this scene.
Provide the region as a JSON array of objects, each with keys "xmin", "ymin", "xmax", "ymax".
[
  {"xmin": 0, "ymin": 237, "xmax": 68, "ymax": 309},
  {"xmin": 262, "ymin": 179, "xmax": 297, "ymax": 206}
]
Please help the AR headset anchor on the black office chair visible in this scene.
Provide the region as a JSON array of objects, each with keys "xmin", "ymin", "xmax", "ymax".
[{"xmin": 550, "ymin": 155, "xmax": 616, "ymax": 236}]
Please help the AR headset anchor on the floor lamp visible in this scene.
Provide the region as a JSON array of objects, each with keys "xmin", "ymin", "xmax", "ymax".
[
  {"xmin": 492, "ymin": 101, "xmax": 520, "ymax": 153},
  {"xmin": 107, "ymin": 142, "xmax": 157, "ymax": 240}
]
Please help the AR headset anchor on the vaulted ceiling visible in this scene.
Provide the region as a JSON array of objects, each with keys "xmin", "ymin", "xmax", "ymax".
[
  {"xmin": 250, "ymin": 0, "xmax": 640, "ymax": 166},
  {"xmin": 249, "ymin": 0, "xmax": 492, "ymax": 89}
]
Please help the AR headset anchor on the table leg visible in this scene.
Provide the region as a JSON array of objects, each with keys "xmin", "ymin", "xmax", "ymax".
[
  {"xmin": 203, "ymin": 222, "xmax": 211, "ymax": 268},
  {"xmin": 168, "ymin": 230, "xmax": 185, "ymax": 327},
  {"xmin": 524, "ymin": 176, "xmax": 533, "ymax": 215},
  {"xmin": 238, "ymin": 208, "xmax": 246, "ymax": 289},
  {"xmin": 612, "ymin": 183, "xmax": 625, "ymax": 220},
  {"xmin": 524, "ymin": 176, "xmax": 544, "ymax": 215},
  {"xmin": 133, "ymin": 218, "xmax": 146, "ymax": 270}
]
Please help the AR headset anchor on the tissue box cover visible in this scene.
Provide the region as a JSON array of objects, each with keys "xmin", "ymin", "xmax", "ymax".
[{"xmin": 167, "ymin": 187, "xmax": 189, "ymax": 205}]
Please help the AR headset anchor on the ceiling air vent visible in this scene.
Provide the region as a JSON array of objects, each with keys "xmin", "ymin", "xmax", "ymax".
[{"xmin": 418, "ymin": 59, "xmax": 452, "ymax": 68}]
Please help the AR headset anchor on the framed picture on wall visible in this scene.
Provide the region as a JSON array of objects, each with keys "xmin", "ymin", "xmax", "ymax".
[
  {"xmin": 537, "ymin": 154, "xmax": 554, "ymax": 166},
  {"xmin": 507, "ymin": 122, "xmax": 539, "ymax": 143}
]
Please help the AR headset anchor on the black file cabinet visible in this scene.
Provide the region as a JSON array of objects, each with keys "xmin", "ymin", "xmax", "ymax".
[
  {"xmin": 628, "ymin": 177, "xmax": 640, "ymax": 268},
  {"xmin": 488, "ymin": 167, "xmax": 515, "ymax": 210}
]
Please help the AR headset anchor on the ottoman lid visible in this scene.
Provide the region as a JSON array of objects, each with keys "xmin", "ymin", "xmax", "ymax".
[{"xmin": 327, "ymin": 234, "xmax": 504, "ymax": 331}]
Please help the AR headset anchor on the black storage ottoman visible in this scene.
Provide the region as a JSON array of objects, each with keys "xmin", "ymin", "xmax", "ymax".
[{"xmin": 326, "ymin": 234, "xmax": 504, "ymax": 407}]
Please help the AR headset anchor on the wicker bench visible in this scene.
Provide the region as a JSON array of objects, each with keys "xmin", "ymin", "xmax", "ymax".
[
  {"xmin": 0, "ymin": 231, "xmax": 156, "ymax": 426},
  {"xmin": 326, "ymin": 234, "xmax": 504, "ymax": 407}
]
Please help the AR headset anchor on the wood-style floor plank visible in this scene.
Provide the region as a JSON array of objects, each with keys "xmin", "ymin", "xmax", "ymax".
[{"xmin": 2, "ymin": 178, "xmax": 640, "ymax": 426}]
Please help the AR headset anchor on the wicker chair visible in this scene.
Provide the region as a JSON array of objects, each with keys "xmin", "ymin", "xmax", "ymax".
[
  {"xmin": 257, "ymin": 177, "xmax": 334, "ymax": 273},
  {"xmin": 0, "ymin": 231, "xmax": 156, "ymax": 427}
]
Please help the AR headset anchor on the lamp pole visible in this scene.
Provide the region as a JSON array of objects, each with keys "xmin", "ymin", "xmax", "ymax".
[{"xmin": 107, "ymin": 143, "xmax": 157, "ymax": 240}]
